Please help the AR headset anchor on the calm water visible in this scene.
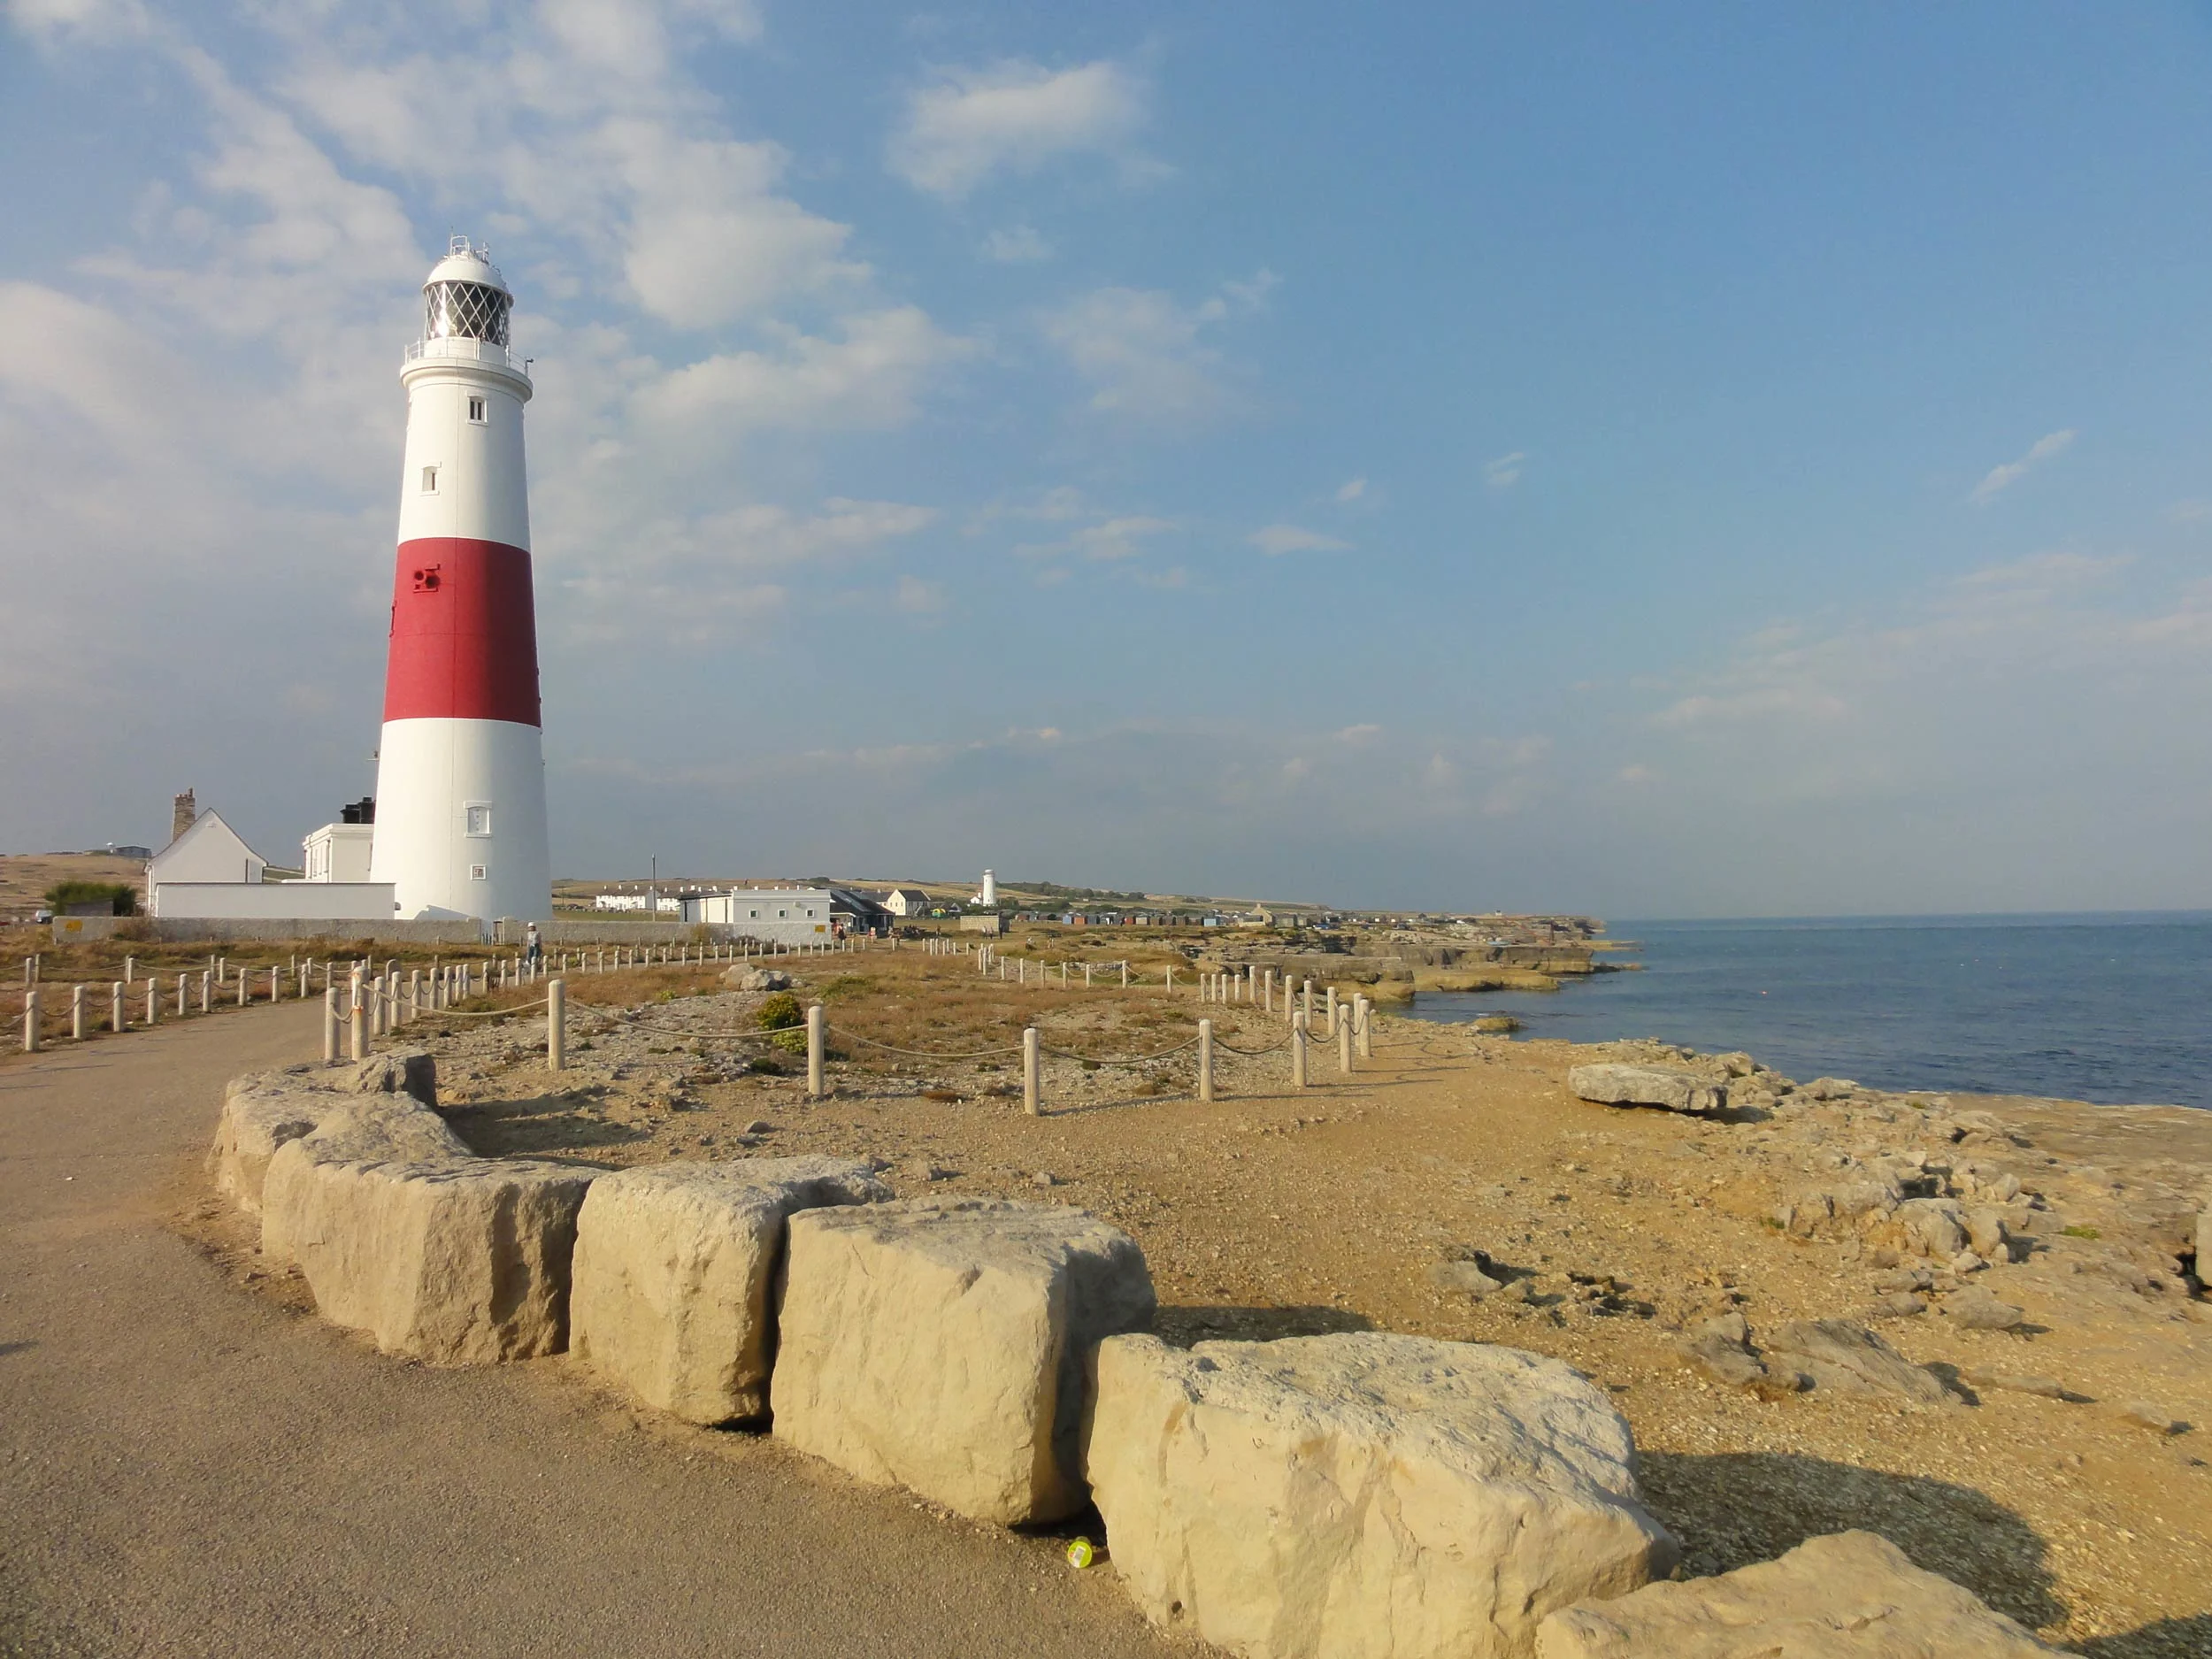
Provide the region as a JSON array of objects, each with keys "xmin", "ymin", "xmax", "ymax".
[{"xmin": 1405, "ymin": 913, "xmax": 2212, "ymax": 1110}]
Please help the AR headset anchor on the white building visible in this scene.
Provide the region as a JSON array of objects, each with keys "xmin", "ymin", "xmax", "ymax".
[
  {"xmin": 149, "ymin": 809, "xmax": 394, "ymax": 921},
  {"xmin": 974, "ymin": 868, "xmax": 997, "ymax": 906},
  {"xmin": 368, "ymin": 239, "xmax": 551, "ymax": 925},
  {"xmin": 303, "ymin": 823, "xmax": 374, "ymax": 883},
  {"xmin": 149, "ymin": 810, "xmax": 265, "ymax": 889},
  {"xmin": 681, "ymin": 888, "xmax": 833, "ymax": 944},
  {"xmin": 882, "ymin": 887, "xmax": 933, "ymax": 917}
]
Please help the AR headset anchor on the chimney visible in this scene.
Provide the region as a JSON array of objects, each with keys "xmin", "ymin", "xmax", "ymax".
[{"xmin": 171, "ymin": 788, "xmax": 197, "ymax": 845}]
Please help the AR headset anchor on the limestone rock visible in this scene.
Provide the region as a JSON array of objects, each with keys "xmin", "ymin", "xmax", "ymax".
[
  {"xmin": 1432, "ymin": 1259, "xmax": 1505, "ymax": 1299},
  {"xmin": 723, "ymin": 966, "xmax": 792, "ymax": 991},
  {"xmin": 1087, "ymin": 1332, "xmax": 1677, "ymax": 1659},
  {"xmin": 1894, "ymin": 1197, "xmax": 1968, "ymax": 1259},
  {"xmin": 1676, "ymin": 1314, "xmax": 1806, "ymax": 1398},
  {"xmin": 1535, "ymin": 1529, "xmax": 2065, "ymax": 1656},
  {"xmin": 261, "ymin": 1147, "xmax": 595, "ymax": 1363},
  {"xmin": 1943, "ymin": 1286, "xmax": 2025, "ymax": 1332},
  {"xmin": 569, "ymin": 1156, "xmax": 890, "ymax": 1425},
  {"xmin": 1764, "ymin": 1319, "xmax": 1955, "ymax": 1407},
  {"xmin": 208, "ymin": 1076, "xmax": 329, "ymax": 1215},
  {"xmin": 257, "ymin": 1097, "xmax": 472, "ymax": 1265},
  {"xmin": 1568, "ymin": 1064, "xmax": 1727, "ymax": 1114},
  {"xmin": 341, "ymin": 1048, "xmax": 438, "ymax": 1106},
  {"xmin": 773, "ymin": 1198, "xmax": 1154, "ymax": 1524}
]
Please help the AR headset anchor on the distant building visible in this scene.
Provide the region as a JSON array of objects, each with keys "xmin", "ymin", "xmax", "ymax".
[
  {"xmin": 973, "ymin": 868, "xmax": 997, "ymax": 906},
  {"xmin": 828, "ymin": 887, "xmax": 892, "ymax": 936},
  {"xmin": 882, "ymin": 887, "xmax": 933, "ymax": 917},
  {"xmin": 106, "ymin": 843, "xmax": 153, "ymax": 860},
  {"xmin": 681, "ymin": 887, "xmax": 833, "ymax": 944},
  {"xmin": 303, "ymin": 823, "xmax": 374, "ymax": 883},
  {"xmin": 958, "ymin": 912, "xmax": 1004, "ymax": 935}
]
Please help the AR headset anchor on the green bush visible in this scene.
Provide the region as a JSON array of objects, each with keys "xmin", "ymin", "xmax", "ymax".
[
  {"xmin": 768, "ymin": 1027, "xmax": 808, "ymax": 1055},
  {"xmin": 44, "ymin": 880, "xmax": 138, "ymax": 917},
  {"xmin": 756, "ymin": 992, "xmax": 803, "ymax": 1031}
]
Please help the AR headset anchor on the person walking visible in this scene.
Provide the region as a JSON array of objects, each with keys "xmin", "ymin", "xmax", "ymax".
[{"xmin": 525, "ymin": 922, "xmax": 542, "ymax": 972}]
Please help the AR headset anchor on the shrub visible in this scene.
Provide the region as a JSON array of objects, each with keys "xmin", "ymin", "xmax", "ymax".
[
  {"xmin": 2061, "ymin": 1225, "xmax": 2101, "ymax": 1240},
  {"xmin": 756, "ymin": 991, "xmax": 803, "ymax": 1031},
  {"xmin": 44, "ymin": 880, "xmax": 138, "ymax": 917},
  {"xmin": 768, "ymin": 1027, "xmax": 808, "ymax": 1056}
]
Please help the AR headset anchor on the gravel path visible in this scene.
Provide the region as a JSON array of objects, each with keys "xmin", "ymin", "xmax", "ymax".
[{"xmin": 0, "ymin": 1005, "xmax": 1179, "ymax": 1658}]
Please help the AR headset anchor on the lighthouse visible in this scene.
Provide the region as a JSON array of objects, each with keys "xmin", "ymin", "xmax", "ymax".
[{"xmin": 368, "ymin": 238, "xmax": 550, "ymax": 924}]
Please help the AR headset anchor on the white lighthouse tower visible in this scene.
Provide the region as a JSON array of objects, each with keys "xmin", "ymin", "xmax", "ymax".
[{"xmin": 368, "ymin": 239, "xmax": 550, "ymax": 924}]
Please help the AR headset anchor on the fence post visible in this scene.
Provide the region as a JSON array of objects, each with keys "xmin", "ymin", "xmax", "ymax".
[
  {"xmin": 1356, "ymin": 995, "xmax": 1372, "ymax": 1058},
  {"xmin": 22, "ymin": 987, "xmax": 40, "ymax": 1052},
  {"xmin": 548, "ymin": 978, "xmax": 566, "ymax": 1072},
  {"xmin": 126, "ymin": 955, "xmax": 136, "ymax": 987},
  {"xmin": 1164, "ymin": 965, "xmax": 1173, "ymax": 994},
  {"xmin": 1292, "ymin": 1015, "xmax": 1309, "ymax": 1089},
  {"xmin": 1024, "ymin": 1026, "xmax": 1041, "ymax": 1116},
  {"xmin": 235, "ymin": 970, "xmax": 247, "ymax": 1008},
  {"xmin": 200, "ymin": 972, "xmax": 211, "ymax": 1013},
  {"xmin": 1302, "ymin": 979, "xmax": 1314, "ymax": 1023},
  {"xmin": 1339, "ymin": 1010, "xmax": 1353, "ymax": 1075},
  {"xmin": 806, "ymin": 1003, "xmax": 825, "ymax": 1099},
  {"xmin": 1198, "ymin": 1018, "xmax": 1214, "ymax": 1103},
  {"xmin": 1121, "ymin": 961, "xmax": 1128, "ymax": 988},
  {"xmin": 349, "ymin": 987, "xmax": 367, "ymax": 1063},
  {"xmin": 72, "ymin": 984, "xmax": 85, "ymax": 1041},
  {"xmin": 111, "ymin": 982, "xmax": 125, "ymax": 1033},
  {"xmin": 270, "ymin": 965, "xmax": 280, "ymax": 1003},
  {"xmin": 1084, "ymin": 964, "xmax": 1093, "ymax": 987},
  {"xmin": 322, "ymin": 989, "xmax": 338, "ymax": 1063},
  {"xmin": 146, "ymin": 979, "xmax": 158, "ymax": 1025}
]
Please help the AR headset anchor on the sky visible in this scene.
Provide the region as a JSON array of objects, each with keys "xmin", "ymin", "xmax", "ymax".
[{"xmin": 4, "ymin": 1, "xmax": 2211, "ymax": 917}]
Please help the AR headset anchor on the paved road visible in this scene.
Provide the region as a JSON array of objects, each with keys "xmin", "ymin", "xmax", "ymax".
[{"xmin": 0, "ymin": 1008, "xmax": 1179, "ymax": 1657}]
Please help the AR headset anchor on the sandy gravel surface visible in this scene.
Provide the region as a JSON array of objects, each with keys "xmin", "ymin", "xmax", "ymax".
[{"xmin": 0, "ymin": 1003, "xmax": 1183, "ymax": 1659}]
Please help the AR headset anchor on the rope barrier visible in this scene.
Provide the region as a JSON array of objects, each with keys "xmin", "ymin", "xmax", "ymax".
[
  {"xmin": 1038, "ymin": 1036, "xmax": 1201, "ymax": 1065},
  {"xmin": 835, "ymin": 1030, "xmax": 1026, "ymax": 1060},
  {"xmin": 427, "ymin": 997, "xmax": 551, "ymax": 1019},
  {"xmin": 1213, "ymin": 1033, "xmax": 1294, "ymax": 1056}
]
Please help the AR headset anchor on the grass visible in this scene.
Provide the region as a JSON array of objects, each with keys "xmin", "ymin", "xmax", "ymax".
[{"xmin": 2061, "ymin": 1225, "xmax": 2101, "ymax": 1240}]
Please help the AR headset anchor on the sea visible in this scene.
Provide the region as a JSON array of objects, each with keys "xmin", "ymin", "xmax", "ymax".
[{"xmin": 1402, "ymin": 913, "xmax": 2212, "ymax": 1110}]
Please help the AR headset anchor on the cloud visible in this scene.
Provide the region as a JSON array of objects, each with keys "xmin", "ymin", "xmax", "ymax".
[
  {"xmin": 634, "ymin": 307, "xmax": 974, "ymax": 432},
  {"xmin": 889, "ymin": 59, "xmax": 1148, "ymax": 197},
  {"xmin": 1248, "ymin": 524, "xmax": 1350, "ymax": 556},
  {"xmin": 1970, "ymin": 428, "xmax": 2075, "ymax": 504},
  {"xmin": 982, "ymin": 226, "xmax": 1052, "ymax": 263},
  {"xmin": 1483, "ymin": 450, "xmax": 1526, "ymax": 488},
  {"xmin": 1014, "ymin": 514, "xmax": 1176, "ymax": 563},
  {"xmin": 895, "ymin": 573, "xmax": 947, "ymax": 614},
  {"xmin": 2166, "ymin": 499, "xmax": 2212, "ymax": 525},
  {"xmin": 1334, "ymin": 476, "xmax": 1366, "ymax": 503},
  {"xmin": 1040, "ymin": 273, "xmax": 1274, "ymax": 421},
  {"xmin": 1617, "ymin": 764, "xmax": 1656, "ymax": 784},
  {"xmin": 1336, "ymin": 724, "xmax": 1382, "ymax": 745}
]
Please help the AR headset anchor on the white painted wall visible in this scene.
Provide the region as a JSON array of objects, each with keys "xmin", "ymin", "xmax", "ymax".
[
  {"xmin": 371, "ymin": 717, "xmax": 549, "ymax": 922},
  {"xmin": 152, "ymin": 882, "xmax": 396, "ymax": 920},
  {"xmin": 395, "ymin": 339, "xmax": 531, "ymax": 548},
  {"xmin": 683, "ymin": 888, "xmax": 833, "ymax": 944},
  {"xmin": 303, "ymin": 823, "xmax": 375, "ymax": 882},
  {"xmin": 148, "ymin": 812, "xmax": 265, "ymax": 887}
]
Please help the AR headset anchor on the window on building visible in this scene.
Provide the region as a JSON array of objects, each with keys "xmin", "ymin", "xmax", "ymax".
[
  {"xmin": 465, "ymin": 804, "xmax": 492, "ymax": 836},
  {"xmin": 467, "ymin": 396, "xmax": 487, "ymax": 424},
  {"xmin": 469, "ymin": 864, "xmax": 488, "ymax": 880},
  {"xmin": 421, "ymin": 465, "xmax": 438, "ymax": 493}
]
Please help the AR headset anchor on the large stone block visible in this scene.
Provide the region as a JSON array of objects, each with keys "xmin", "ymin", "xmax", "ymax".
[
  {"xmin": 263, "ymin": 1148, "xmax": 595, "ymax": 1363},
  {"xmin": 258, "ymin": 1097, "xmax": 473, "ymax": 1266},
  {"xmin": 1568, "ymin": 1064, "xmax": 1725, "ymax": 1114},
  {"xmin": 1535, "ymin": 1529, "xmax": 2064, "ymax": 1656},
  {"xmin": 209, "ymin": 1074, "xmax": 328, "ymax": 1215},
  {"xmin": 1085, "ymin": 1332, "xmax": 1676, "ymax": 1659},
  {"xmin": 773, "ymin": 1198, "xmax": 1154, "ymax": 1524},
  {"xmin": 570, "ymin": 1156, "xmax": 890, "ymax": 1424}
]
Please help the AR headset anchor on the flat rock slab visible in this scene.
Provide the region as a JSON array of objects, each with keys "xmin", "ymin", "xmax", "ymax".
[
  {"xmin": 570, "ymin": 1156, "xmax": 890, "ymax": 1425},
  {"xmin": 774, "ymin": 1198, "xmax": 1154, "ymax": 1525},
  {"xmin": 1764, "ymin": 1319, "xmax": 1955, "ymax": 1407},
  {"xmin": 264, "ymin": 1149, "xmax": 595, "ymax": 1364},
  {"xmin": 257, "ymin": 1096, "xmax": 474, "ymax": 1265},
  {"xmin": 1086, "ymin": 1332, "xmax": 1677, "ymax": 1659},
  {"xmin": 1568, "ymin": 1064, "xmax": 1725, "ymax": 1114},
  {"xmin": 1535, "ymin": 1528, "xmax": 2064, "ymax": 1656}
]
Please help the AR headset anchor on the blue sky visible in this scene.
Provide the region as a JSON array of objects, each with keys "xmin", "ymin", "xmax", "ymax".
[{"xmin": 4, "ymin": 1, "xmax": 2210, "ymax": 915}]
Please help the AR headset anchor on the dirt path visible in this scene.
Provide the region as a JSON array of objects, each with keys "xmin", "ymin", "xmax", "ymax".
[{"xmin": 0, "ymin": 1005, "xmax": 1180, "ymax": 1659}]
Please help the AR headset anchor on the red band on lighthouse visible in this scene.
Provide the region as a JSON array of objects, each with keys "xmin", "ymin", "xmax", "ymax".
[{"xmin": 383, "ymin": 536, "xmax": 541, "ymax": 726}]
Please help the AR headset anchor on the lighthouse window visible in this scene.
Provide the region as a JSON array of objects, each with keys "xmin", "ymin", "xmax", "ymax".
[
  {"xmin": 465, "ymin": 804, "xmax": 492, "ymax": 837},
  {"xmin": 467, "ymin": 396, "xmax": 487, "ymax": 424},
  {"xmin": 420, "ymin": 465, "xmax": 439, "ymax": 493}
]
